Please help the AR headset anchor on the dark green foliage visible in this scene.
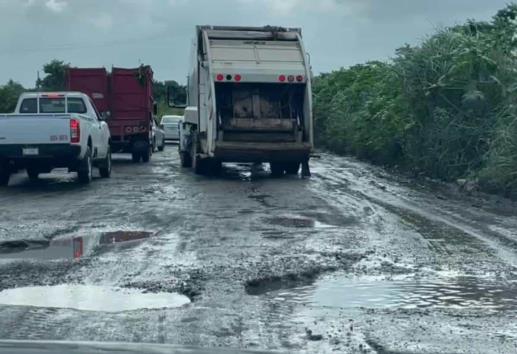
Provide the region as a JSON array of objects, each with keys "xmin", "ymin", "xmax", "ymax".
[
  {"xmin": 36, "ymin": 59, "xmax": 70, "ymax": 91},
  {"xmin": 153, "ymin": 80, "xmax": 186, "ymax": 118},
  {"xmin": 0, "ymin": 80, "xmax": 25, "ymax": 113},
  {"xmin": 314, "ymin": 4, "xmax": 517, "ymax": 195}
]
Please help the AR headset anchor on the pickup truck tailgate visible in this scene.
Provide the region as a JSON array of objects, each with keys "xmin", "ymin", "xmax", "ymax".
[{"xmin": 0, "ymin": 115, "xmax": 71, "ymax": 145}]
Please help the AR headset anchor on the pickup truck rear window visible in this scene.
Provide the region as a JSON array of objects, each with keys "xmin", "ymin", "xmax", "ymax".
[
  {"xmin": 39, "ymin": 97, "xmax": 87, "ymax": 114},
  {"xmin": 40, "ymin": 98, "xmax": 66, "ymax": 113},
  {"xmin": 67, "ymin": 98, "xmax": 87, "ymax": 114},
  {"xmin": 19, "ymin": 98, "xmax": 37, "ymax": 113}
]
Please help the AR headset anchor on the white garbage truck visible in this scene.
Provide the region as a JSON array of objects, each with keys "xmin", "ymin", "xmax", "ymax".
[{"xmin": 169, "ymin": 26, "xmax": 314, "ymax": 176}]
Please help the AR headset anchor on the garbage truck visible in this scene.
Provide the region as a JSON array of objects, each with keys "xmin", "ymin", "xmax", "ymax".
[{"xmin": 168, "ymin": 26, "xmax": 313, "ymax": 176}]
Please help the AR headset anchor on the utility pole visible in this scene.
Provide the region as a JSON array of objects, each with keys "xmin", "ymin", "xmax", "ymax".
[{"xmin": 36, "ymin": 70, "xmax": 41, "ymax": 91}]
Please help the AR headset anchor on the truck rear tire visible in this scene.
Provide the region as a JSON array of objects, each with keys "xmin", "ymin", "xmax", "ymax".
[
  {"xmin": 192, "ymin": 133, "xmax": 204, "ymax": 175},
  {"xmin": 27, "ymin": 168, "xmax": 39, "ymax": 181},
  {"xmin": 0, "ymin": 163, "xmax": 10, "ymax": 186},
  {"xmin": 142, "ymin": 145, "xmax": 152, "ymax": 163},
  {"xmin": 77, "ymin": 147, "xmax": 93, "ymax": 184},
  {"xmin": 99, "ymin": 148, "xmax": 112, "ymax": 178},
  {"xmin": 284, "ymin": 162, "xmax": 301, "ymax": 175},
  {"xmin": 193, "ymin": 154, "xmax": 206, "ymax": 175},
  {"xmin": 132, "ymin": 152, "xmax": 140, "ymax": 163},
  {"xmin": 180, "ymin": 151, "xmax": 192, "ymax": 168},
  {"xmin": 270, "ymin": 162, "xmax": 284, "ymax": 177}
]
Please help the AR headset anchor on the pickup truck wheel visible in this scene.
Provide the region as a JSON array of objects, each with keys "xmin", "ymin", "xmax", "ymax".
[
  {"xmin": 27, "ymin": 169, "xmax": 39, "ymax": 181},
  {"xmin": 77, "ymin": 147, "xmax": 93, "ymax": 184},
  {"xmin": 0, "ymin": 164, "xmax": 10, "ymax": 186},
  {"xmin": 99, "ymin": 148, "xmax": 112, "ymax": 178},
  {"xmin": 158, "ymin": 138, "xmax": 165, "ymax": 152}
]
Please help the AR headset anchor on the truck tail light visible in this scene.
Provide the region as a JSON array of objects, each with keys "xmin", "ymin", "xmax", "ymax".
[
  {"xmin": 70, "ymin": 119, "xmax": 80, "ymax": 143},
  {"xmin": 287, "ymin": 75, "xmax": 295, "ymax": 82},
  {"xmin": 216, "ymin": 74, "xmax": 224, "ymax": 81},
  {"xmin": 234, "ymin": 74, "xmax": 242, "ymax": 82},
  {"xmin": 278, "ymin": 75, "xmax": 286, "ymax": 82},
  {"xmin": 296, "ymin": 75, "xmax": 304, "ymax": 82}
]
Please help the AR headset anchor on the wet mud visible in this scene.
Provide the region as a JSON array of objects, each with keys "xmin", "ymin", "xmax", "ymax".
[{"xmin": 0, "ymin": 150, "xmax": 516, "ymax": 353}]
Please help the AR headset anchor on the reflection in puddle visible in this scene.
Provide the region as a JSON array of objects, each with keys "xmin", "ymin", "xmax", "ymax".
[
  {"xmin": 0, "ymin": 230, "xmax": 153, "ymax": 261},
  {"xmin": 0, "ymin": 285, "xmax": 190, "ymax": 312},
  {"xmin": 268, "ymin": 275, "xmax": 517, "ymax": 311}
]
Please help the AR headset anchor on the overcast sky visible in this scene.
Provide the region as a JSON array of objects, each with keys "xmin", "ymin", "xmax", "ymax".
[{"xmin": 0, "ymin": 0, "xmax": 511, "ymax": 87}]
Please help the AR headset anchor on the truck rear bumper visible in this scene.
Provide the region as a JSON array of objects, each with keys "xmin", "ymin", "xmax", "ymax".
[
  {"xmin": 214, "ymin": 141, "xmax": 312, "ymax": 163},
  {"xmin": 0, "ymin": 144, "xmax": 81, "ymax": 169}
]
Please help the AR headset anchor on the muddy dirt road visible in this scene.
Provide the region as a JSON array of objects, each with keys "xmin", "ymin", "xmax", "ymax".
[{"xmin": 0, "ymin": 148, "xmax": 516, "ymax": 353}]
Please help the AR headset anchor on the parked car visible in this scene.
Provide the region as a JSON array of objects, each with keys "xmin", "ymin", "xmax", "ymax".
[
  {"xmin": 0, "ymin": 92, "xmax": 112, "ymax": 186},
  {"xmin": 161, "ymin": 115, "xmax": 182, "ymax": 141},
  {"xmin": 152, "ymin": 120, "xmax": 165, "ymax": 152}
]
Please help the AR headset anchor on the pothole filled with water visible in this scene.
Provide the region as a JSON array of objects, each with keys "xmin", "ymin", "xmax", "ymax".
[
  {"xmin": 0, "ymin": 285, "xmax": 190, "ymax": 312},
  {"xmin": 0, "ymin": 230, "xmax": 153, "ymax": 261},
  {"xmin": 252, "ymin": 274, "xmax": 517, "ymax": 311}
]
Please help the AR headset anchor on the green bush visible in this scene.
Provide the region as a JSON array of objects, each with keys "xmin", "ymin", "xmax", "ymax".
[{"xmin": 314, "ymin": 4, "xmax": 517, "ymax": 195}]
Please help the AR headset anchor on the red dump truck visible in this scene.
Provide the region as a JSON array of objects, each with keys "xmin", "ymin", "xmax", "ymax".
[{"xmin": 67, "ymin": 66, "xmax": 156, "ymax": 162}]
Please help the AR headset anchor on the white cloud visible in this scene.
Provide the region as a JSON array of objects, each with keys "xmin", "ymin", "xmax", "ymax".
[
  {"xmin": 90, "ymin": 12, "xmax": 113, "ymax": 30},
  {"xmin": 239, "ymin": 0, "xmax": 367, "ymax": 17},
  {"xmin": 45, "ymin": 0, "xmax": 67, "ymax": 13}
]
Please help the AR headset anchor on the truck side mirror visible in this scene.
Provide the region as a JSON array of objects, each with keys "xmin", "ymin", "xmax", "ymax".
[{"xmin": 167, "ymin": 85, "xmax": 187, "ymax": 109}]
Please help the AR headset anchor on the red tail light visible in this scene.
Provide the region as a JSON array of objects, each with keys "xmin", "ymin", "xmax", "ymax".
[
  {"xmin": 234, "ymin": 74, "xmax": 242, "ymax": 82},
  {"xmin": 296, "ymin": 75, "xmax": 304, "ymax": 82},
  {"xmin": 216, "ymin": 74, "xmax": 224, "ymax": 81},
  {"xmin": 279, "ymin": 75, "xmax": 286, "ymax": 82},
  {"xmin": 70, "ymin": 119, "xmax": 80, "ymax": 143},
  {"xmin": 73, "ymin": 237, "xmax": 83, "ymax": 259}
]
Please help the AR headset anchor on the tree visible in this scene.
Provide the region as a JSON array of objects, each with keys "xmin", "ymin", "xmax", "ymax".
[
  {"xmin": 153, "ymin": 80, "xmax": 186, "ymax": 118},
  {"xmin": 0, "ymin": 80, "xmax": 25, "ymax": 113},
  {"xmin": 36, "ymin": 60, "xmax": 70, "ymax": 91}
]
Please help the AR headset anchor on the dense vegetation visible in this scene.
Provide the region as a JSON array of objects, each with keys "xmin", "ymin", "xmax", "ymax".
[
  {"xmin": 314, "ymin": 4, "xmax": 517, "ymax": 197},
  {"xmin": 0, "ymin": 60, "xmax": 186, "ymax": 119}
]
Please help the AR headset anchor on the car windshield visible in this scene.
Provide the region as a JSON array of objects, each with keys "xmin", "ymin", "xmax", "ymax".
[{"xmin": 1, "ymin": 2, "xmax": 517, "ymax": 354}]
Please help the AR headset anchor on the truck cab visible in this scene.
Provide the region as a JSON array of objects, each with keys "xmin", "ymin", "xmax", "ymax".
[{"xmin": 171, "ymin": 26, "xmax": 313, "ymax": 176}]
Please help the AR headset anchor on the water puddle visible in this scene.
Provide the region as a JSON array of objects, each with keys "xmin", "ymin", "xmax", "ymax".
[
  {"xmin": 260, "ymin": 275, "xmax": 517, "ymax": 311},
  {"xmin": 0, "ymin": 237, "xmax": 91, "ymax": 261},
  {"xmin": 0, "ymin": 230, "xmax": 153, "ymax": 261},
  {"xmin": 0, "ymin": 285, "xmax": 190, "ymax": 312}
]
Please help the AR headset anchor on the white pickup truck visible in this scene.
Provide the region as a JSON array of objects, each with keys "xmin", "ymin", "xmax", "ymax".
[{"xmin": 0, "ymin": 92, "xmax": 112, "ymax": 186}]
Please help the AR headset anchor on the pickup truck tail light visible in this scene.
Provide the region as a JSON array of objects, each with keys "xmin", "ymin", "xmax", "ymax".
[{"xmin": 70, "ymin": 119, "xmax": 80, "ymax": 143}]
